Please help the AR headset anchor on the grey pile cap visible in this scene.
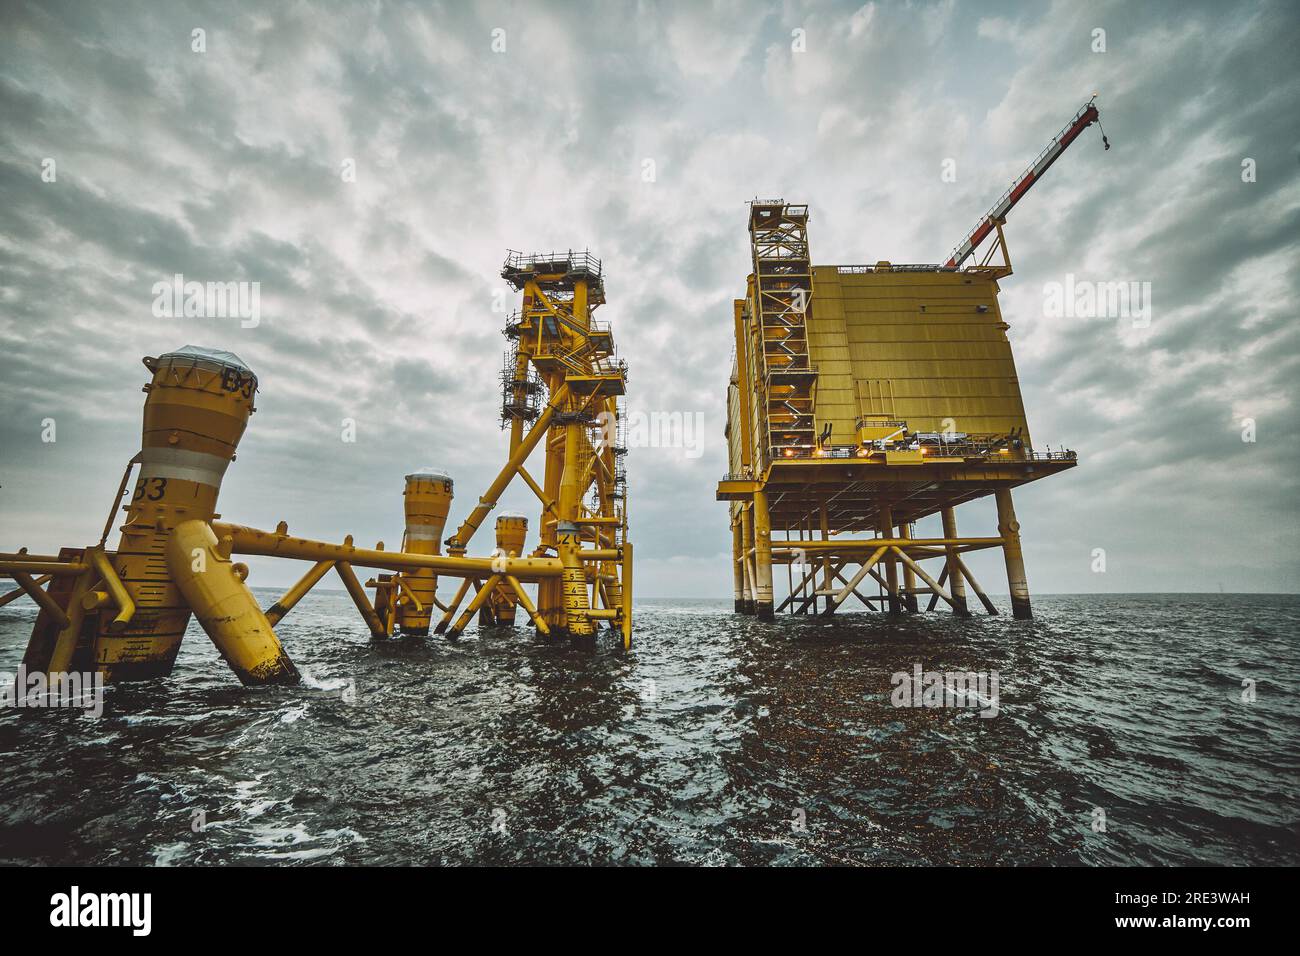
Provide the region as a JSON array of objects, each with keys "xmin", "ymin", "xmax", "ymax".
[
  {"xmin": 406, "ymin": 467, "xmax": 453, "ymax": 485},
  {"xmin": 158, "ymin": 345, "xmax": 256, "ymax": 378}
]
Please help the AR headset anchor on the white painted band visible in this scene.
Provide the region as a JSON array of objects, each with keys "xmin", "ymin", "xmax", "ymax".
[
  {"xmin": 139, "ymin": 447, "xmax": 231, "ymax": 487},
  {"xmin": 406, "ymin": 523, "xmax": 446, "ymax": 536},
  {"xmin": 406, "ymin": 532, "xmax": 440, "ymax": 542}
]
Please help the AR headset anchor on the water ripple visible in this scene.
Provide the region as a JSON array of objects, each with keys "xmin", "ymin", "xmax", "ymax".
[{"xmin": 1, "ymin": 592, "xmax": 1296, "ymax": 865}]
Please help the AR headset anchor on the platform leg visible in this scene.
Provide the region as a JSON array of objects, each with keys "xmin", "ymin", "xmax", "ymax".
[
  {"xmin": 941, "ymin": 507, "xmax": 972, "ymax": 617},
  {"xmin": 752, "ymin": 490, "xmax": 774, "ymax": 620},
  {"xmin": 995, "ymin": 488, "xmax": 1032, "ymax": 619}
]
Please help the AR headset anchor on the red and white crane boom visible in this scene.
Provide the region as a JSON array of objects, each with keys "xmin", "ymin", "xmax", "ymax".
[{"xmin": 944, "ymin": 95, "xmax": 1109, "ymax": 269}]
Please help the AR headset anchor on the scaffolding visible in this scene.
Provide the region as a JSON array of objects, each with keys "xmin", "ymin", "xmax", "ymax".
[{"xmin": 500, "ymin": 336, "xmax": 545, "ymax": 426}]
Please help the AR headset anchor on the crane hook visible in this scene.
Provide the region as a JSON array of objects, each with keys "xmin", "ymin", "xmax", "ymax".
[{"xmin": 1091, "ymin": 93, "xmax": 1111, "ymax": 150}]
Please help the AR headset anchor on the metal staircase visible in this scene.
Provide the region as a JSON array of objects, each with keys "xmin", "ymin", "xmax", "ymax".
[{"xmin": 749, "ymin": 201, "xmax": 818, "ymax": 461}]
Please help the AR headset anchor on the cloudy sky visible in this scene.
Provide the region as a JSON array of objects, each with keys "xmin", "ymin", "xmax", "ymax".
[{"xmin": 1, "ymin": 0, "xmax": 1297, "ymax": 598}]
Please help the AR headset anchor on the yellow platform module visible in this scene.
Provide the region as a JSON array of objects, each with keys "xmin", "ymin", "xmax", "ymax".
[
  {"xmin": 722, "ymin": 100, "xmax": 1105, "ymax": 620},
  {"xmin": 721, "ymin": 202, "xmax": 1076, "ymax": 620}
]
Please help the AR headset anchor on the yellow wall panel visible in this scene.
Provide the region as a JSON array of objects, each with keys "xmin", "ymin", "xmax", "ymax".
[{"xmin": 807, "ymin": 266, "xmax": 1031, "ymax": 446}]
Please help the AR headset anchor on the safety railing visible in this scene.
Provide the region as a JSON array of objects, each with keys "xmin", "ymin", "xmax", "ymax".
[
  {"xmin": 835, "ymin": 264, "xmax": 955, "ymax": 274},
  {"xmin": 503, "ymin": 249, "xmax": 602, "ymax": 278},
  {"xmin": 739, "ymin": 443, "xmax": 1078, "ymax": 462}
]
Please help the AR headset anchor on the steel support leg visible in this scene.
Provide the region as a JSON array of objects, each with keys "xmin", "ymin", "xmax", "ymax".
[{"xmin": 995, "ymin": 488, "xmax": 1032, "ymax": 619}]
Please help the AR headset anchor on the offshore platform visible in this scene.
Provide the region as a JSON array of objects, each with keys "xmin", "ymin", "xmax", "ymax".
[
  {"xmin": 719, "ymin": 98, "xmax": 1107, "ymax": 619},
  {"xmin": 3, "ymin": 250, "xmax": 631, "ymax": 688}
]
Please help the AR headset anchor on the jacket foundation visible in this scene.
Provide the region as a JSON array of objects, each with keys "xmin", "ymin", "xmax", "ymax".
[{"xmin": 7, "ymin": 252, "xmax": 638, "ymax": 691}]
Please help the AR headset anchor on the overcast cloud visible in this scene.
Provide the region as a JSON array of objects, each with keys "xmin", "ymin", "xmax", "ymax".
[{"xmin": 1, "ymin": 0, "xmax": 1298, "ymax": 597}]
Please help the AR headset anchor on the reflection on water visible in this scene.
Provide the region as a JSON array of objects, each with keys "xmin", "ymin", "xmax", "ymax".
[{"xmin": 1, "ymin": 592, "xmax": 1296, "ymax": 865}]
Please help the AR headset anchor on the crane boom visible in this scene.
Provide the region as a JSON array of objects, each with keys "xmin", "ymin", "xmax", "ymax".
[{"xmin": 944, "ymin": 96, "xmax": 1108, "ymax": 269}]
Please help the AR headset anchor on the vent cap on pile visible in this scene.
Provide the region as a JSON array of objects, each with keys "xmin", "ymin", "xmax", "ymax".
[
  {"xmin": 162, "ymin": 345, "xmax": 252, "ymax": 372},
  {"xmin": 406, "ymin": 466, "xmax": 453, "ymax": 484}
]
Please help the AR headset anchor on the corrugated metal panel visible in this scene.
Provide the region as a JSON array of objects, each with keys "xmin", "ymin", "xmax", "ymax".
[{"xmin": 807, "ymin": 266, "xmax": 1032, "ymax": 446}]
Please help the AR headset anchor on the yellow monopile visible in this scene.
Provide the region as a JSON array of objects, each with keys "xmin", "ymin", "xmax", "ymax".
[
  {"xmin": 397, "ymin": 469, "xmax": 454, "ymax": 635},
  {"xmin": 97, "ymin": 346, "xmax": 260, "ymax": 679}
]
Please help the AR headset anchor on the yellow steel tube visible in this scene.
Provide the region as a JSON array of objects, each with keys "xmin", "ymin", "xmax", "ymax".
[
  {"xmin": 536, "ymin": 421, "xmax": 566, "ymax": 632},
  {"xmin": 211, "ymin": 523, "xmax": 564, "ymax": 580},
  {"xmin": 166, "ymin": 520, "xmax": 299, "ymax": 685},
  {"xmin": 739, "ymin": 506, "xmax": 755, "ymax": 614},
  {"xmin": 448, "ymin": 383, "xmax": 570, "ymax": 552},
  {"xmin": 879, "ymin": 504, "xmax": 900, "ymax": 614},
  {"xmin": 555, "ymin": 399, "xmax": 595, "ymax": 640},
  {"xmin": 955, "ymin": 555, "xmax": 1000, "ymax": 616},
  {"xmin": 504, "ymin": 575, "xmax": 550, "ymax": 639},
  {"xmin": 87, "ymin": 547, "xmax": 136, "ymax": 630},
  {"xmin": 620, "ymin": 541, "xmax": 633, "ymax": 651},
  {"xmin": 889, "ymin": 546, "xmax": 954, "ymax": 610},
  {"xmin": 395, "ymin": 574, "xmax": 423, "ymax": 613},
  {"xmin": 0, "ymin": 561, "xmax": 89, "ymax": 575},
  {"xmin": 335, "ymin": 561, "xmax": 386, "ymax": 638},
  {"xmin": 752, "ymin": 492, "xmax": 774, "ymax": 620},
  {"xmin": 898, "ymin": 522, "xmax": 919, "ymax": 613},
  {"xmin": 0, "ymin": 574, "xmax": 52, "ymax": 609},
  {"xmin": 446, "ymin": 574, "xmax": 503, "ymax": 638},
  {"xmin": 10, "ymin": 572, "xmax": 69, "ymax": 628},
  {"xmin": 43, "ymin": 568, "xmax": 95, "ymax": 675},
  {"xmin": 733, "ymin": 300, "xmax": 755, "ymax": 472},
  {"xmin": 266, "ymin": 560, "xmax": 334, "ymax": 626},
  {"xmin": 434, "ymin": 577, "xmax": 473, "ymax": 635},
  {"xmin": 995, "ymin": 488, "xmax": 1032, "ymax": 619},
  {"xmin": 941, "ymin": 507, "xmax": 971, "ymax": 617},
  {"xmin": 769, "ymin": 538, "xmax": 1004, "ymax": 550},
  {"xmin": 81, "ymin": 590, "xmax": 113, "ymax": 610},
  {"xmin": 819, "ymin": 504, "xmax": 832, "ymax": 615},
  {"xmin": 1, "ymin": 551, "xmax": 69, "ymax": 563},
  {"xmin": 731, "ymin": 518, "xmax": 745, "ymax": 613},
  {"xmin": 830, "ymin": 546, "xmax": 888, "ymax": 608},
  {"xmin": 516, "ymin": 465, "xmax": 555, "ymax": 514}
]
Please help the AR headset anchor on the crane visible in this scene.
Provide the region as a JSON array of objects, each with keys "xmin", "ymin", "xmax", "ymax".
[{"xmin": 944, "ymin": 95, "xmax": 1109, "ymax": 269}]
